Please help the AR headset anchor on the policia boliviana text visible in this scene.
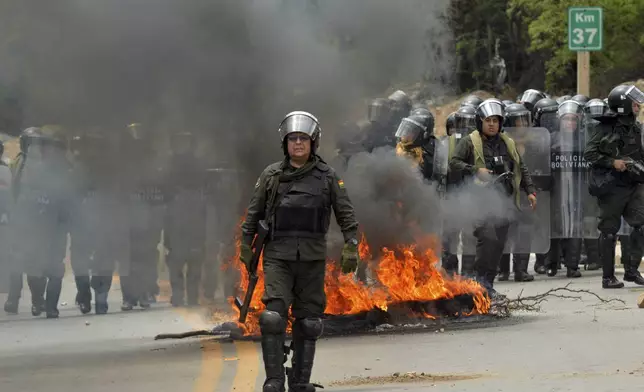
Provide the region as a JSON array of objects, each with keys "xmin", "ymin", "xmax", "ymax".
[
  {"xmin": 584, "ymin": 84, "xmax": 644, "ymax": 289},
  {"xmin": 240, "ymin": 111, "xmax": 360, "ymax": 392},
  {"xmin": 449, "ymin": 98, "xmax": 537, "ymax": 298}
]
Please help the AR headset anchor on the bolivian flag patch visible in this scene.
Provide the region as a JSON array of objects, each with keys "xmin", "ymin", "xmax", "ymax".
[{"xmin": 338, "ymin": 179, "xmax": 345, "ymax": 188}]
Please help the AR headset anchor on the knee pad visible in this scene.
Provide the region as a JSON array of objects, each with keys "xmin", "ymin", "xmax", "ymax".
[
  {"xmin": 259, "ymin": 310, "xmax": 286, "ymax": 335},
  {"xmin": 265, "ymin": 299, "xmax": 287, "ymax": 318},
  {"xmin": 295, "ymin": 317, "xmax": 323, "ymax": 339}
]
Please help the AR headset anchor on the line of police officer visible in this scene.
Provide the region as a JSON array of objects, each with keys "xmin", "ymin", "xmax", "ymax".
[{"xmin": 2, "ymin": 124, "xmax": 231, "ymax": 317}]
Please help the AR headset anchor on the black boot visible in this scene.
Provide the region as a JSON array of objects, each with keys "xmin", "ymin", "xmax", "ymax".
[
  {"xmin": 75, "ymin": 275, "xmax": 92, "ymax": 314},
  {"xmin": 27, "ymin": 276, "xmax": 46, "ymax": 316},
  {"xmin": 513, "ymin": 254, "xmax": 534, "ymax": 282},
  {"xmin": 564, "ymin": 239, "xmax": 582, "ymax": 278},
  {"xmin": 45, "ymin": 277, "xmax": 62, "ymax": 318},
  {"xmin": 547, "ymin": 242, "xmax": 560, "ymax": 277},
  {"xmin": 288, "ymin": 318, "xmax": 323, "ymax": 392},
  {"xmin": 3, "ymin": 299, "xmax": 18, "ymax": 314},
  {"xmin": 534, "ymin": 253, "xmax": 547, "ymax": 274},
  {"xmin": 260, "ymin": 311, "xmax": 287, "ymax": 392},
  {"xmin": 600, "ymin": 233, "xmax": 624, "ymax": 289},
  {"xmin": 498, "ymin": 254, "xmax": 510, "ymax": 281},
  {"xmin": 623, "ymin": 229, "xmax": 644, "ymax": 285}
]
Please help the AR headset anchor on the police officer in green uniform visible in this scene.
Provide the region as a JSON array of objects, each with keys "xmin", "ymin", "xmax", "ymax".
[
  {"xmin": 584, "ymin": 84, "xmax": 644, "ymax": 289},
  {"xmin": 450, "ymin": 99, "xmax": 537, "ymax": 298},
  {"xmin": 241, "ymin": 111, "xmax": 359, "ymax": 392},
  {"xmin": 11, "ymin": 127, "xmax": 72, "ymax": 318}
]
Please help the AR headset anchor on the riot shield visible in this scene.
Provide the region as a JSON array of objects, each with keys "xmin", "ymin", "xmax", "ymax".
[
  {"xmin": 549, "ymin": 124, "xmax": 598, "ymax": 238},
  {"xmin": 502, "ymin": 127, "xmax": 551, "ymax": 253}
]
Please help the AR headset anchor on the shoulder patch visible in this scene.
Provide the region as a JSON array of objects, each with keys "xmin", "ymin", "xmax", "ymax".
[{"xmin": 337, "ymin": 179, "xmax": 345, "ymax": 188}]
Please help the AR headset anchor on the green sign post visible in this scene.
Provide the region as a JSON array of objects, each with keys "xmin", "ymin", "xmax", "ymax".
[
  {"xmin": 568, "ymin": 7, "xmax": 603, "ymax": 95},
  {"xmin": 568, "ymin": 7, "xmax": 603, "ymax": 51}
]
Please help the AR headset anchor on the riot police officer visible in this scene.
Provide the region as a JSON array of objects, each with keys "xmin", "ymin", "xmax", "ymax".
[
  {"xmin": 572, "ymin": 94, "xmax": 590, "ymax": 106},
  {"xmin": 461, "ymin": 94, "xmax": 483, "ymax": 109},
  {"xmin": 585, "ymin": 84, "xmax": 644, "ymax": 288},
  {"xmin": 498, "ymin": 103, "xmax": 535, "ymax": 282},
  {"xmin": 520, "ymin": 89, "xmax": 547, "ymax": 112},
  {"xmin": 164, "ymin": 131, "xmax": 208, "ymax": 307},
  {"xmin": 361, "ymin": 98, "xmax": 395, "ymax": 153},
  {"xmin": 387, "ymin": 90, "xmax": 412, "ymax": 139},
  {"xmin": 445, "ymin": 112, "xmax": 456, "ymax": 136},
  {"xmin": 242, "ymin": 111, "xmax": 359, "ymax": 392},
  {"xmin": 69, "ymin": 129, "xmax": 125, "ymax": 314},
  {"xmin": 450, "ymin": 99, "xmax": 537, "ymax": 297},
  {"xmin": 10, "ymin": 127, "xmax": 72, "ymax": 318},
  {"xmin": 121, "ymin": 123, "xmax": 166, "ymax": 310},
  {"xmin": 395, "ymin": 113, "xmax": 436, "ymax": 181}
]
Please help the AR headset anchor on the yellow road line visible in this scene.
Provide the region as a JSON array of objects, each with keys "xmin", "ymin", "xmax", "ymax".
[
  {"xmin": 230, "ymin": 341, "xmax": 261, "ymax": 392},
  {"xmin": 193, "ymin": 338, "xmax": 223, "ymax": 392}
]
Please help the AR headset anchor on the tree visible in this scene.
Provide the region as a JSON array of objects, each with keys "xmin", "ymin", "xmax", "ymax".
[{"xmin": 509, "ymin": 0, "xmax": 644, "ymax": 96}]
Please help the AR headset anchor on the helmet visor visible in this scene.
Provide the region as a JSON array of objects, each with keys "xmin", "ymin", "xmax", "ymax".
[
  {"xmin": 626, "ymin": 85, "xmax": 644, "ymax": 104},
  {"xmin": 558, "ymin": 101, "xmax": 583, "ymax": 117},
  {"xmin": 520, "ymin": 90, "xmax": 545, "ymax": 105},
  {"xmin": 506, "ymin": 112, "xmax": 532, "ymax": 128},
  {"xmin": 454, "ymin": 114, "xmax": 476, "ymax": 130},
  {"xmin": 478, "ymin": 101, "xmax": 504, "ymax": 119},
  {"xmin": 368, "ymin": 101, "xmax": 392, "ymax": 124},
  {"xmin": 279, "ymin": 114, "xmax": 319, "ymax": 141},
  {"xmin": 586, "ymin": 102, "xmax": 606, "ymax": 117},
  {"xmin": 395, "ymin": 118, "xmax": 424, "ymax": 144}
]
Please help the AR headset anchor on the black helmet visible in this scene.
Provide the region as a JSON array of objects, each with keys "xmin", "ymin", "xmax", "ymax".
[
  {"xmin": 502, "ymin": 99, "xmax": 515, "ymax": 107},
  {"xmin": 460, "ymin": 94, "xmax": 483, "ymax": 109},
  {"xmin": 532, "ymin": 98, "xmax": 558, "ymax": 127},
  {"xmin": 410, "ymin": 107, "xmax": 431, "ymax": 117},
  {"xmin": 571, "ymin": 94, "xmax": 590, "ymax": 106},
  {"xmin": 445, "ymin": 112, "xmax": 456, "ymax": 136},
  {"xmin": 409, "ymin": 108, "xmax": 434, "ymax": 134},
  {"xmin": 519, "ymin": 89, "xmax": 547, "ymax": 111},
  {"xmin": 475, "ymin": 98, "xmax": 505, "ymax": 132},
  {"xmin": 395, "ymin": 114, "xmax": 432, "ymax": 148},
  {"xmin": 504, "ymin": 103, "xmax": 531, "ymax": 128},
  {"xmin": 278, "ymin": 111, "xmax": 322, "ymax": 155},
  {"xmin": 454, "ymin": 105, "xmax": 477, "ymax": 131},
  {"xmin": 607, "ymin": 84, "xmax": 644, "ymax": 116},
  {"xmin": 388, "ymin": 90, "xmax": 412, "ymax": 119},
  {"xmin": 368, "ymin": 98, "xmax": 393, "ymax": 126},
  {"xmin": 556, "ymin": 95, "xmax": 572, "ymax": 105},
  {"xmin": 584, "ymin": 98, "xmax": 609, "ymax": 119}
]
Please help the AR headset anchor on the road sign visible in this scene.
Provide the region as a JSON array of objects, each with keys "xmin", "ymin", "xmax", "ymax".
[{"xmin": 568, "ymin": 7, "xmax": 603, "ymax": 51}]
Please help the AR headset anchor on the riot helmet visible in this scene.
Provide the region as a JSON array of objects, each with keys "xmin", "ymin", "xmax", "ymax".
[
  {"xmin": 532, "ymin": 98, "xmax": 559, "ymax": 130},
  {"xmin": 502, "ymin": 99, "xmax": 515, "ymax": 107},
  {"xmin": 607, "ymin": 84, "xmax": 644, "ymax": 116},
  {"xmin": 368, "ymin": 98, "xmax": 393, "ymax": 126},
  {"xmin": 454, "ymin": 105, "xmax": 477, "ymax": 131},
  {"xmin": 504, "ymin": 103, "xmax": 532, "ymax": 128},
  {"xmin": 557, "ymin": 100, "xmax": 584, "ymax": 132},
  {"xmin": 278, "ymin": 111, "xmax": 322, "ymax": 155},
  {"xmin": 409, "ymin": 108, "xmax": 434, "ymax": 135},
  {"xmin": 460, "ymin": 94, "xmax": 483, "ymax": 109},
  {"xmin": 571, "ymin": 94, "xmax": 590, "ymax": 106},
  {"xmin": 475, "ymin": 98, "xmax": 505, "ymax": 133},
  {"xmin": 388, "ymin": 90, "xmax": 412, "ymax": 120},
  {"xmin": 556, "ymin": 95, "xmax": 572, "ymax": 104},
  {"xmin": 445, "ymin": 112, "xmax": 456, "ymax": 136},
  {"xmin": 584, "ymin": 98, "xmax": 609, "ymax": 119},
  {"xmin": 410, "ymin": 107, "xmax": 431, "ymax": 117},
  {"xmin": 519, "ymin": 89, "xmax": 546, "ymax": 111},
  {"xmin": 395, "ymin": 115, "xmax": 431, "ymax": 148}
]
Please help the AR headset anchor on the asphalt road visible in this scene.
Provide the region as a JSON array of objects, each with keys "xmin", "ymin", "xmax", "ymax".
[{"xmin": 1, "ymin": 265, "xmax": 643, "ymax": 392}]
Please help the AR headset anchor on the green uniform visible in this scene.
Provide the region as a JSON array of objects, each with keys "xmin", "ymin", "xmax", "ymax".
[
  {"xmin": 449, "ymin": 131, "xmax": 535, "ymax": 290},
  {"xmin": 242, "ymin": 157, "xmax": 358, "ymax": 318},
  {"xmin": 584, "ymin": 117, "xmax": 644, "ymax": 280}
]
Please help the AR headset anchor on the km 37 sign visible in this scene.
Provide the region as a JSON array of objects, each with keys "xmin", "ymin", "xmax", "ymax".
[{"xmin": 568, "ymin": 7, "xmax": 603, "ymax": 51}]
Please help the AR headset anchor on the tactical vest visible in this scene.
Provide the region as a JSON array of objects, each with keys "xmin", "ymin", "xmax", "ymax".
[
  {"xmin": 470, "ymin": 131, "xmax": 522, "ymax": 207},
  {"xmin": 272, "ymin": 168, "xmax": 330, "ymax": 239}
]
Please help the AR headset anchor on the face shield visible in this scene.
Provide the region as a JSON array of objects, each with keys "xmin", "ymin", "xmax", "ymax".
[
  {"xmin": 454, "ymin": 113, "xmax": 476, "ymax": 130},
  {"xmin": 626, "ymin": 85, "xmax": 644, "ymax": 104},
  {"xmin": 559, "ymin": 113, "xmax": 580, "ymax": 132},
  {"xmin": 585, "ymin": 101, "xmax": 607, "ymax": 118},
  {"xmin": 368, "ymin": 100, "xmax": 392, "ymax": 125},
  {"xmin": 395, "ymin": 117, "xmax": 425, "ymax": 146},
  {"xmin": 279, "ymin": 112, "xmax": 320, "ymax": 142},
  {"xmin": 506, "ymin": 111, "xmax": 532, "ymax": 128},
  {"xmin": 520, "ymin": 90, "xmax": 545, "ymax": 106},
  {"xmin": 478, "ymin": 100, "xmax": 505, "ymax": 119},
  {"xmin": 558, "ymin": 100, "xmax": 583, "ymax": 118}
]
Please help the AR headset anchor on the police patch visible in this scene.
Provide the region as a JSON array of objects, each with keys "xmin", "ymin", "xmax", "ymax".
[{"xmin": 338, "ymin": 179, "xmax": 345, "ymax": 188}]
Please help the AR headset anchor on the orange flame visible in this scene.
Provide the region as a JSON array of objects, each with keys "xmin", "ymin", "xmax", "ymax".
[{"xmin": 225, "ymin": 230, "xmax": 490, "ymax": 336}]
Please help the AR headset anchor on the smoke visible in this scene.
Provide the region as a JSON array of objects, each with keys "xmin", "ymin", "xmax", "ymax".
[{"xmin": 341, "ymin": 148, "xmax": 515, "ymax": 253}]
